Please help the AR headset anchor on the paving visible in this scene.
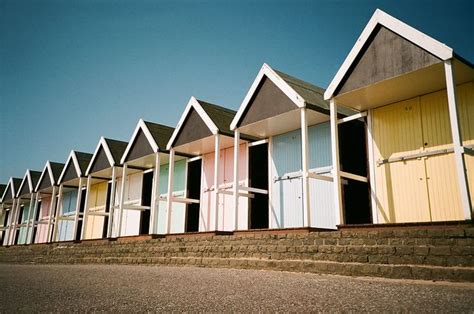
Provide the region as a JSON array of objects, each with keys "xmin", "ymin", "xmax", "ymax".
[{"xmin": 0, "ymin": 264, "xmax": 473, "ymax": 312}]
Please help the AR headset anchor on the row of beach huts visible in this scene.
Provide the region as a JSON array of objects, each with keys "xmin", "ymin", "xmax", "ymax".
[{"xmin": 1, "ymin": 9, "xmax": 473, "ymax": 246}]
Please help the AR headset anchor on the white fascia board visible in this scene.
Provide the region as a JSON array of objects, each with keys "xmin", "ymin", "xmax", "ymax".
[
  {"xmin": 166, "ymin": 96, "xmax": 219, "ymax": 150},
  {"xmin": 324, "ymin": 8, "xmax": 453, "ymax": 100},
  {"xmin": 85, "ymin": 137, "xmax": 115, "ymax": 176},
  {"xmin": 120, "ymin": 119, "xmax": 159, "ymax": 164},
  {"xmin": 230, "ymin": 63, "xmax": 305, "ymax": 130}
]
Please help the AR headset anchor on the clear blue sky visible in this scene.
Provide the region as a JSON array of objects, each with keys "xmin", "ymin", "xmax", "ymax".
[{"xmin": 1, "ymin": 0, "xmax": 473, "ymax": 183}]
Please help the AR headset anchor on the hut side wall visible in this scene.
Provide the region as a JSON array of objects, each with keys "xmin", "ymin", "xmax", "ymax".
[{"xmin": 113, "ymin": 172, "xmax": 143, "ymax": 237}]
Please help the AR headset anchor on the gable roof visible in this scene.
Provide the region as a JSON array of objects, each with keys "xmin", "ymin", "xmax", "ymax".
[
  {"xmin": 35, "ymin": 161, "xmax": 65, "ymax": 192},
  {"xmin": 86, "ymin": 137, "xmax": 128, "ymax": 175},
  {"xmin": 58, "ymin": 150, "xmax": 94, "ymax": 183},
  {"xmin": 2, "ymin": 177, "xmax": 23, "ymax": 202},
  {"xmin": 167, "ymin": 97, "xmax": 237, "ymax": 150},
  {"xmin": 120, "ymin": 119, "xmax": 175, "ymax": 164},
  {"xmin": 231, "ymin": 63, "xmax": 329, "ymax": 130},
  {"xmin": 324, "ymin": 9, "xmax": 455, "ymax": 100},
  {"xmin": 17, "ymin": 169, "xmax": 42, "ymax": 197}
]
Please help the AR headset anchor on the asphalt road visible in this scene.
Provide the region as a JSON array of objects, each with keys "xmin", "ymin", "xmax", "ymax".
[{"xmin": 0, "ymin": 264, "xmax": 473, "ymax": 312}]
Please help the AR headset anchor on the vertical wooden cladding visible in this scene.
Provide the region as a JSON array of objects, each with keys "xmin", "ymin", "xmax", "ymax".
[
  {"xmin": 113, "ymin": 172, "xmax": 143, "ymax": 236},
  {"xmin": 56, "ymin": 189, "xmax": 78, "ymax": 241},
  {"xmin": 200, "ymin": 144, "xmax": 248, "ymax": 232},
  {"xmin": 270, "ymin": 122, "xmax": 336, "ymax": 229},
  {"xmin": 372, "ymin": 81, "xmax": 473, "ymax": 223},
  {"xmin": 156, "ymin": 160, "xmax": 187, "ymax": 233},
  {"xmin": 17, "ymin": 203, "xmax": 30, "ymax": 244},
  {"xmin": 34, "ymin": 196, "xmax": 52, "ymax": 243},
  {"xmin": 85, "ymin": 182, "xmax": 108, "ymax": 239}
]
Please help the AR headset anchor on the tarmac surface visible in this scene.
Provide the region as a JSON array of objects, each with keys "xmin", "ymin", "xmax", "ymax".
[{"xmin": 0, "ymin": 264, "xmax": 473, "ymax": 312}]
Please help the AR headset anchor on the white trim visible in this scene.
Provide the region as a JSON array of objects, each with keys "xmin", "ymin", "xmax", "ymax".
[
  {"xmin": 330, "ymin": 99, "xmax": 344, "ymax": 225},
  {"xmin": 120, "ymin": 119, "xmax": 160, "ymax": 165},
  {"xmin": 300, "ymin": 108, "xmax": 311, "ymax": 228},
  {"xmin": 366, "ymin": 110, "xmax": 378, "ymax": 223},
  {"xmin": 35, "ymin": 161, "xmax": 57, "ymax": 192},
  {"xmin": 231, "ymin": 63, "xmax": 306, "ymax": 130},
  {"xmin": 58, "ymin": 151, "xmax": 83, "ymax": 184},
  {"xmin": 85, "ymin": 137, "xmax": 116, "ymax": 176},
  {"xmin": 166, "ymin": 96, "xmax": 219, "ymax": 150},
  {"xmin": 444, "ymin": 60, "xmax": 472, "ymax": 219},
  {"xmin": 187, "ymin": 156, "xmax": 202, "ymax": 163},
  {"xmin": 248, "ymin": 139, "xmax": 269, "ymax": 147},
  {"xmin": 338, "ymin": 111, "xmax": 367, "ymax": 124},
  {"xmin": 339, "ymin": 171, "xmax": 368, "ymax": 183},
  {"xmin": 324, "ymin": 8, "xmax": 453, "ymax": 100},
  {"xmin": 233, "ymin": 130, "xmax": 240, "ymax": 230}
]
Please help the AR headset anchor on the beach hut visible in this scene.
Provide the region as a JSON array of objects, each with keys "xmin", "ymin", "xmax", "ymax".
[
  {"xmin": 81, "ymin": 137, "xmax": 127, "ymax": 240},
  {"xmin": 31, "ymin": 161, "xmax": 65, "ymax": 243},
  {"xmin": 230, "ymin": 64, "xmax": 368, "ymax": 230},
  {"xmin": 1, "ymin": 178, "xmax": 22, "ymax": 245},
  {"xmin": 52, "ymin": 151, "xmax": 93, "ymax": 242},
  {"xmin": 324, "ymin": 9, "xmax": 474, "ymax": 224},
  {"xmin": 117, "ymin": 119, "xmax": 185, "ymax": 236},
  {"xmin": 14, "ymin": 170, "xmax": 42, "ymax": 244},
  {"xmin": 0, "ymin": 184, "xmax": 6, "ymax": 243},
  {"xmin": 166, "ymin": 97, "xmax": 251, "ymax": 233}
]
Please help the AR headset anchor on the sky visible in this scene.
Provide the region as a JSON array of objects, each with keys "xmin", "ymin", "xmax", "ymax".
[{"xmin": 1, "ymin": 0, "xmax": 473, "ymax": 184}]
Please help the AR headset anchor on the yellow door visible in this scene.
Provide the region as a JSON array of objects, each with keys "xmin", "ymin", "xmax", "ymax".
[
  {"xmin": 420, "ymin": 89, "xmax": 463, "ymax": 221},
  {"xmin": 372, "ymin": 98, "xmax": 430, "ymax": 223},
  {"xmin": 86, "ymin": 182, "xmax": 108, "ymax": 239}
]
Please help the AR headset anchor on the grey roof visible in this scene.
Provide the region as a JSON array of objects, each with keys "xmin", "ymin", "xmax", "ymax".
[
  {"xmin": 74, "ymin": 151, "xmax": 93, "ymax": 174},
  {"xmin": 3, "ymin": 178, "xmax": 22, "ymax": 201},
  {"xmin": 12, "ymin": 178, "xmax": 23, "ymax": 193},
  {"xmin": 143, "ymin": 121, "xmax": 175, "ymax": 151},
  {"xmin": 274, "ymin": 69, "xmax": 357, "ymax": 117},
  {"xmin": 50, "ymin": 162, "xmax": 65, "ymax": 183},
  {"xmin": 197, "ymin": 99, "xmax": 237, "ymax": 137},
  {"xmin": 104, "ymin": 138, "xmax": 128, "ymax": 164},
  {"xmin": 0, "ymin": 184, "xmax": 6, "ymax": 201}
]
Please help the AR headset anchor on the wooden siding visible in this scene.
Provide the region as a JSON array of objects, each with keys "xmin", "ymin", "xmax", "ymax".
[{"xmin": 85, "ymin": 182, "xmax": 108, "ymax": 239}]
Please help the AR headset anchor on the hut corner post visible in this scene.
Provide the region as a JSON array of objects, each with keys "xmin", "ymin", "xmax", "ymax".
[
  {"xmin": 444, "ymin": 59, "xmax": 472, "ymax": 219},
  {"xmin": 72, "ymin": 177, "xmax": 83, "ymax": 241},
  {"xmin": 80, "ymin": 175, "xmax": 92, "ymax": 240},
  {"xmin": 233, "ymin": 130, "xmax": 240, "ymax": 230},
  {"xmin": 117, "ymin": 164, "xmax": 128, "ymax": 237},
  {"xmin": 24, "ymin": 193, "xmax": 35, "ymax": 244},
  {"xmin": 52, "ymin": 184, "xmax": 64, "ymax": 242},
  {"xmin": 149, "ymin": 152, "xmax": 161, "ymax": 235},
  {"xmin": 107, "ymin": 166, "xmax": 117, "ymax": 238},
  {"xmin": 46, "ymin": 185, "xmax": 58, "ymax": 243},
  {"xmin": 214, "ymin": 134, "xmax": 221, "ymax": 231},
  {"xmin": 330, "ymin": 99, "xmax": 344, "ymax": 225},
  {"xmin": 165, "ymin": 149, "xmax": 175, "ymax": 234},
  {"xmin": 300, "ymin": 107, "xmax": 311, "ymax": 228},
  {"xmin": 27, "ymin": 192, "xmax": 40, "ymax": 244}
]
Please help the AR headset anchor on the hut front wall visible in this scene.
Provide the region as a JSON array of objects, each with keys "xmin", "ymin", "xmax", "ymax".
[
  {"xmin": 17, "ymin": 203, "xmax": 30, "ymax": 244},
  {"xmin": 113, "ymin": 172, "xmax": 143, "ymax": 237},
  {"xmin": 57, "ymin": 189, "xmax": 78, "ymax": 241},
  {"xmin": 372, "ymin": 81, "xmax": 473, "ymax": 223},
  {"xmin": 156, "ymin": 159, "xmax": 186, "ymax": 234},
  {"xmin": 85, "ymin": 182, "xmax": 108, "ymax": 239},
  {"xmin": 199, "ymin": 143, "xmax": 248, "ymax": 232},
  {"xmin": 270, "ymin": 122, "xmax": 336, "ymax": 229},
  {"xmin": 35, "ymin": 196, "xmax": 52, "ymax": 243}
]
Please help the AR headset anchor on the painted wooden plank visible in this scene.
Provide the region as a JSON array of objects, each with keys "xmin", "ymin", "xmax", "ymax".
[{"xmin": 85, "ymin": 182, "xmax": 108, "ymax": 239}]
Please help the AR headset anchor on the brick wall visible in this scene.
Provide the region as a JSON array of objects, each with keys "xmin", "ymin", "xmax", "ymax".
[{"xmin": 1, "ymin": 224, "xmax": 473, "ymax": 282}]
